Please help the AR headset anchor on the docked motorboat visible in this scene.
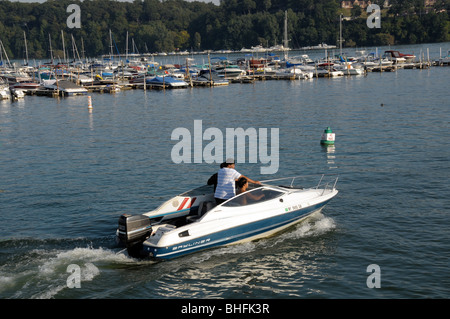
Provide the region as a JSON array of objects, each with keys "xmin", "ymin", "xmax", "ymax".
[
  {"xmin": 0, "ymin": 86, "xmax": 10, "ymax": 99},
  {"xmin": 383, "ymin": 50, "xmax": 415, "ymax": 64},
  {"xmin": 334, "ymin": 62, "xmax": 364, "ymax": 75},
  {"xmin": 435, "ymin": 50, "xmax": 450, "ymax": 66},
  {"xmin": 194, "ymin": 69, "xmax": 229, "ymax": 86},
  {"xmin": 275, "ymin": 67, "xmax": 313, "ymax": 79},
  {"xmin": 315, "ymin": 63, "xmax": 344, "ymax": 77},
  {"xmin": 10, "ymin": 88, "xmax": 25, "ymax": 99},
  {"xmin": 146, "ymin": 76, "xmax": 188, "ymax": 88},
  {"xmin": 215, "ymin": 65, "xmax": 246, "ymax": 79},
  {"xmin": 117, "ymin": 174, "xmax": 338, "ymax": 260},
  {"xmin": 0, "ymin": 78, "xmax": 10, "ymax": 99},
  {"xmin": 43, "ymin": 79, "xmax": 88, "ymax": 96},
  {"xmin": 10, "ymin": 80, "xmax": 40, "ymax": 92}
]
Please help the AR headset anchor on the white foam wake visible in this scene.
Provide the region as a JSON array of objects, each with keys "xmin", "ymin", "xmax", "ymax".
[
  {"xmin": 278, "ymin": 212, "xmax": 336, "ymax": 241},
  {"xmin": 0, "ymin": 246, "xmax": 134, "ymax": 299},
  {"xmin": 186, "ymin": 212, "xmax": 336, "ymax": 263}
]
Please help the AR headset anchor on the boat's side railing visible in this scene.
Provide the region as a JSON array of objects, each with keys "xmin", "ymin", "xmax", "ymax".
[
  {"xmin": 318, "ymin": 175, "xmax": 339, "ymax": 195},
  {"xmin": 261, "ymin": 174, "xmax": 338, "ymax": 195}
]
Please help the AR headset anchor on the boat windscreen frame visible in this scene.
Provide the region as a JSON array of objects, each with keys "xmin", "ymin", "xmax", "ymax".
[
  {"xmin": 180, "ymin": 184, "xmax": 215, "ymax": 197},
  {"xmin": 222, "ymin": 187, "xmax": 285, "ymax": 207}
]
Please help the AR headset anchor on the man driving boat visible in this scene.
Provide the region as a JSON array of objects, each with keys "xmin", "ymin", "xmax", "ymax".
[{"xmin": 214, "ymin": 158, "xmax": 261, "ymax": 205}]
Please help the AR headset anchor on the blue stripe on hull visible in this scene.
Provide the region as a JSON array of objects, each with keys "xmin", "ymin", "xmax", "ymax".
[{"xmin": 143, "ymin": 199, "xmax": 332, "ymax": 260}]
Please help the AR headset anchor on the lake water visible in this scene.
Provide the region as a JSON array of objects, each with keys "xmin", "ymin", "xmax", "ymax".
[{"xmin": 0, "ymin": 43, "xmax": 449, "ymax": 302}]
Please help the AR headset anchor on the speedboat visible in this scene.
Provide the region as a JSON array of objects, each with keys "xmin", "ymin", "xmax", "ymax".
[
  {"xmin": 146, "ymin": 76, "xmax": 188, "ymax": 88},
  {"xmin": 10, "ymin": 80, "xmax": 41, "ymax": 92},
  {"xmin": 194, "ymin": 69, "xmax": 229, "ymax": 86},
  {"xmin": 0, "ymin": 79, "xmax": 10, "ymax": 99},
  {"xmin": 435, "ymin": 50, "xmax": 450, "ymax": 66},
  {"xmin": 43, "ymin": 79, "xmax": 88, "ymax": 96},
  {"xmin": 383, "ymin": 50, "xmax": 415, "ymax": 64},
  {"xmin": 10, "ymin": 88, "xmax": 25, "ymax": 99},
  {"xmin": 334, "ymin": 62, "xmax": 364, "ymax": 75},
  {"xmin": 215, "ymin": 65, "xmax": 246, "ymax": 79},
  {"xmin": 275, "ymin": 68, "xmax": 313, "ymax": 79},
  {"xmin": 315, "ymin": 63, "xmax": 344, "ymax": 77},
  {"xmin": 117, "ymin": 174, "xmax": 339, "ymax": 260}
]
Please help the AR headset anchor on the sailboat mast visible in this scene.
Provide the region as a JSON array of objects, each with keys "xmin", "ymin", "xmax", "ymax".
[
  {"xmin": 81, "ymin": 37, "xmax": 86, "ymax": 62},
  {"xmin": 109, "ymin": 29, "xmax": 113, "ymax": 60},
  {"xmin": 126, "ymin": 31, "xmax": 129, "ymax": 61},
  {"xmin": 283, "ymin": 11, "xmax": 288, "ymax": 59},
  {"xmin": 23, "ymin": 31, "xmax": 29, "ymax": 65},
  {"xmin": 0, "ymin": 39, "xmax": 12, "ymax": 68},
  {"xmin": 48, "ymin": 33, "xmax": 54, "ymax": 63},
  {"xmin": 71, "ymin": 34, "xmax": 78, "ymax": 62},
  {"xmin": 61, "ymin": 30, "xmax": 66, "ymax": 63},
  {"xmin": 339, "ymin": 14, "xmax": 343, "ymax": 56}
]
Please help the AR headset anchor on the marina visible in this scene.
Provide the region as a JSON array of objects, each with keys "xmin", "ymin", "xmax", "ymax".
[{"xmin": 1, "ymin": 43, "xmax": 448, "ymax": 99}]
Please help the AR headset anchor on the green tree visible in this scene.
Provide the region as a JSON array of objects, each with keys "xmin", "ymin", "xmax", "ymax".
[{"xmin": 0, "ymin": 0, "xmax": 448, "ymax": 58}]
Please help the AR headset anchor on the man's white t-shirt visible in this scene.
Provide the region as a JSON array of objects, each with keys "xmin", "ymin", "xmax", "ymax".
[{"xmin": 214, "ymin": 167, "xmax": 241, "ymax": 200}]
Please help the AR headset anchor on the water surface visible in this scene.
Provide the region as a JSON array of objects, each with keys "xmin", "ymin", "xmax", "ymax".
[{"xmin": 1, "ymin": 44, "xmax": 449, "ymax": 299}]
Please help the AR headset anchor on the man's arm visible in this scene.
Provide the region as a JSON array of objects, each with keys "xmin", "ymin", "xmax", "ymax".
[{"xmin": 238, "ymin": 175, "xmax": 261, "ymax": 185}]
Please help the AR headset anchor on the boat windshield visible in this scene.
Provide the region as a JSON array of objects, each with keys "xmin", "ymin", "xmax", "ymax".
[
  {"xmin": 222, "ymin": 188, "xmax": 284, "ymax": 207},
  {"xmin": 180, "ymin": 184, "xmax": 214, "ymax": 197}
]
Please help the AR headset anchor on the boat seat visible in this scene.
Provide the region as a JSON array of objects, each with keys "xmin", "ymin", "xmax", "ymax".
[{"xmin": 186, "ymin": 201, "xmax": 215, "ymax": 223}]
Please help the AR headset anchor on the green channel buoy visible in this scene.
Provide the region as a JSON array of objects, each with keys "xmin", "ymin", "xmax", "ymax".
[{"xmin": 320, "ymin": 127, "xmax": 335, "ymax": 145}]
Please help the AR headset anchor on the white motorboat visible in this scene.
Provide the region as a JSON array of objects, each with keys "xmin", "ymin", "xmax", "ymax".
[
  {"xmin": 0, "ymin": 87, "xmax": 10, "ymax": 99},
  {"xmin": 194, "ymin": 69, "xmax": 229, "ymax": 86},
  {"xmin": 10, "ymin": 80, "xmax": 40, "ymax": 91},
  {"xmin": 0, "ymin": 78, "xmax": 10, "ymax": 99},
  {"xmin": 383, "ymin": 50, "xmax": 415, "ymax": 64},
  {"xmin": 43, "ymin": 79, "xmax": 88, "ymax": 96},
  {"xmin": 334, "ymin": 62, "xmax": 364, "ymax": 75},
  {"xmin": 215, "ymin": 65, "xmax": 246, "ymax": 79},
  {"xmin": 117, "ymin": 174, "xmax": 338, "ymax": 260},
  {"xmin": 436, "ymin": 50, "xmax": 450, "ymax": 66},
  {"xmin": 10, "ymin": 88, "xmax": 25, "ymax": 99},
  {"xmin": 275, "ymin": 68, "xmax": 313, "ymax": 79},
  {"xmin": 315, "ymin": 63, "xmax": 344, "ymax": 77},
  {"xmin": 146, "ymin": 76, "xmax": 188, "ymax": 88}
]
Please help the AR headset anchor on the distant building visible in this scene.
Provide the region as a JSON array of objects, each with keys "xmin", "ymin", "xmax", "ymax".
[
  {"xmin": 341, "ymin": 1, "xmax": 436, "ymax": 9},
  {"xmin": 341, "ymin": 1, "xmax": 372, "ymax": 9},
  {"xmin": 340, "ymin": 1, "xmax": 393, "ymax": 9}
]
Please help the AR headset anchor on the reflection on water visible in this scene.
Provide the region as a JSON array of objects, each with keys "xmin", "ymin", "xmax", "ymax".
[{"xmin": 322, "ymin": 144, "xmax": 338, "ymax": 170}]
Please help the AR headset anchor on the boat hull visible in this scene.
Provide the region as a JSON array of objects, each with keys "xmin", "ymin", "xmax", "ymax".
[{"xmin": 142, "ymin": 198, "xmax": 333, "ymax": 260}]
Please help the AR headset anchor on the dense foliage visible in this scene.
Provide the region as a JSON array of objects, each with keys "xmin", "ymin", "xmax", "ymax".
[{"xmin": 0, "ymin": 0, "xmax": 449, "ymax": 59}]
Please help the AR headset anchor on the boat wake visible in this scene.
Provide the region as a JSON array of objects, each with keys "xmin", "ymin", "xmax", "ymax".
[
  {"xmin": 276, "ymin": 211, "xmax": 336, "ymax": 241},
  {"xmin": 185, "ymin": 212, "xmax": 336, "ymax": 264},
  {"xmin": 0, "ymin": 213, "xmax": 336, "ymax": 298},
  {"xmin": 0, "ymin": 239, "xmax": 140, "ymax": 299}
]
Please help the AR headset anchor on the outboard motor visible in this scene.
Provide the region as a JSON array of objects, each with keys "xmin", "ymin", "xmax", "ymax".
[{"xmin": 118, "ymin": 214, "xmax": 152, "ymax": 257}]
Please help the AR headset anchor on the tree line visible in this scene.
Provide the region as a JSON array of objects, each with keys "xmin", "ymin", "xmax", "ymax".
[{"xmin": 0, "ymin": 0, "xmax": 449, "ymax": 60}]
